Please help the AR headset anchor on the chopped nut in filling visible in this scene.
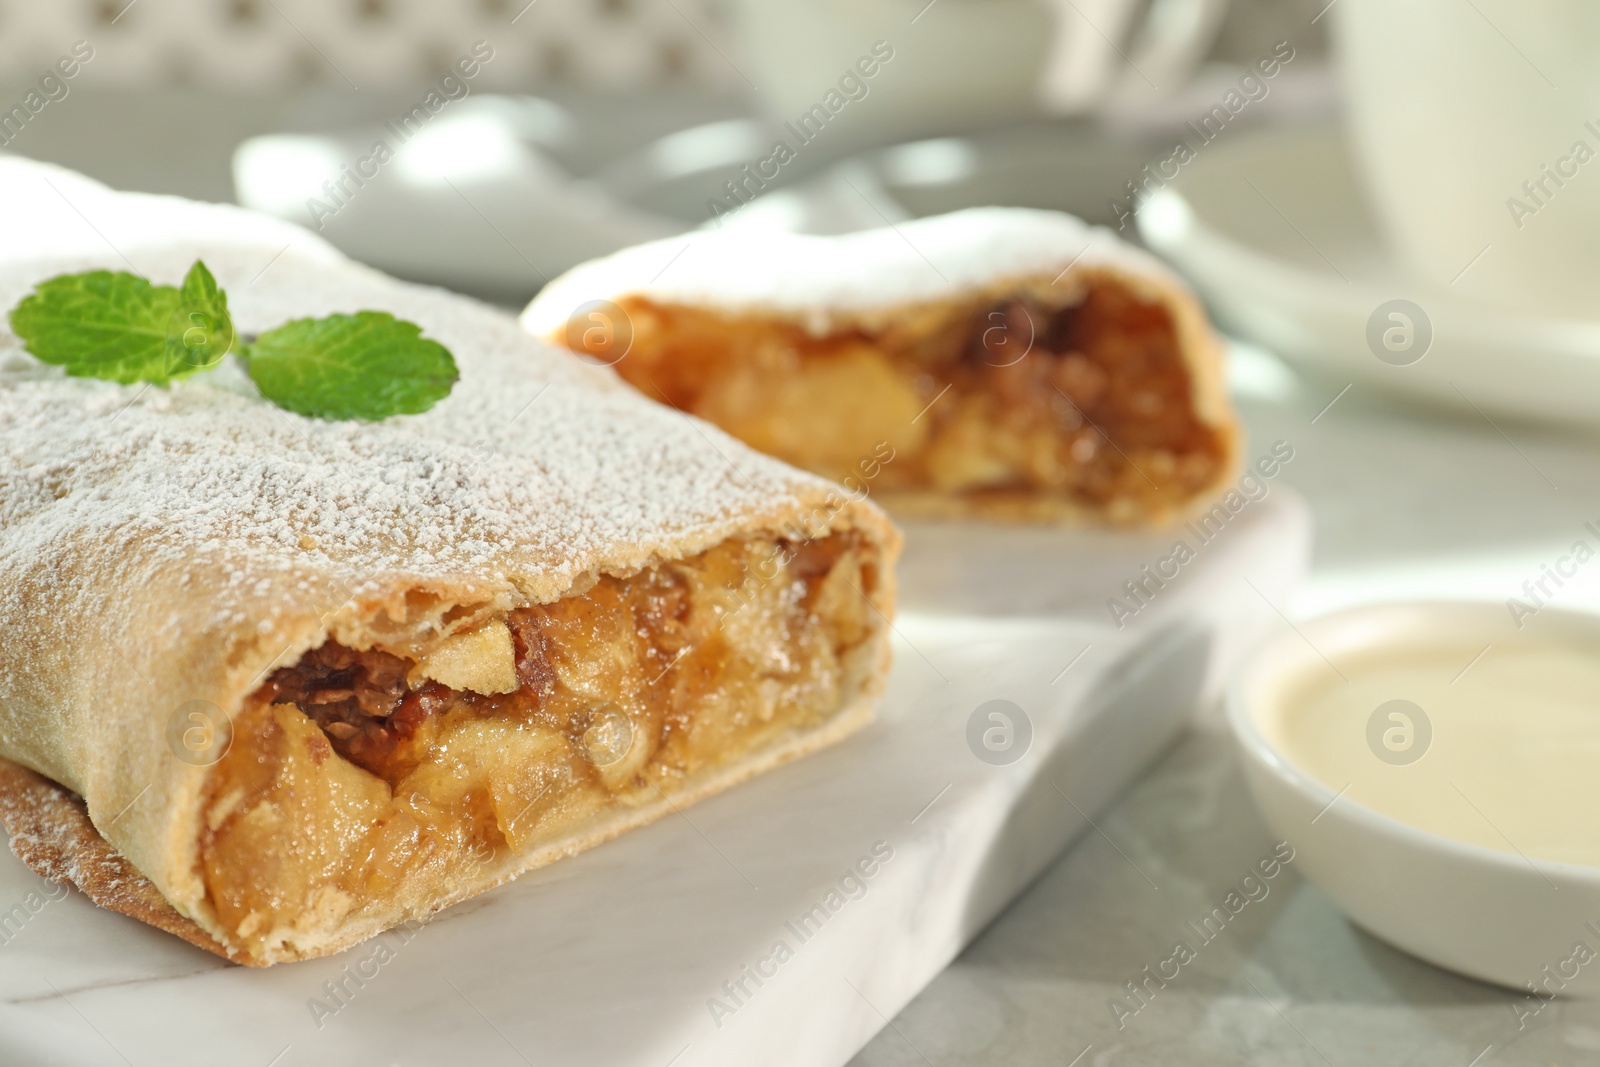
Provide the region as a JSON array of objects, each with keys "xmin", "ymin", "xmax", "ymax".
[
  {"xmin": 594, "ymin": 281, "xmax": 1228, "ymax": 522},
  {"xmin": 202, "ymin": 533, "xmax": 878, "ymax": 956}
]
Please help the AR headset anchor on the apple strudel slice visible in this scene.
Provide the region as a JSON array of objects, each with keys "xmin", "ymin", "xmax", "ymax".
[
  {"xmin": 0, "ymin": 158, "xmax": 899, "ymax": 966},
  {"xmin": 523, "ymin": 208, "xmax": 1240, "ymax": 525}
]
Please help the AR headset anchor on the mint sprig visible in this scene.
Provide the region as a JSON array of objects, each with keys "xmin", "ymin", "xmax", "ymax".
[{"xmin": 6, "ymin": 260, "xmax": 458, "ymax": 421}]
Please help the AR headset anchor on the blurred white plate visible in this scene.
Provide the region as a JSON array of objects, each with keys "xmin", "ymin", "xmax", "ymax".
[
  {"xmin": 1138, "ymin": 126, "xmax": 1600, "ymax": 428},
  {"xmin": 233, "ymin": 98, "xmax": 686, "ymax": 304}
]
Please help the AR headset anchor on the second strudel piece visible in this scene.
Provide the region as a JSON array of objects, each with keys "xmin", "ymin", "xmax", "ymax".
[{"xmin": 523, "ymin": 208, "xmax": 1240, "ymax": 524}]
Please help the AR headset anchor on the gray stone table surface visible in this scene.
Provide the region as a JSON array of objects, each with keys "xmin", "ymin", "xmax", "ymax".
[{"xmin": 852, "ymin": 348, "xmax": 1600, "ymax": 1066}]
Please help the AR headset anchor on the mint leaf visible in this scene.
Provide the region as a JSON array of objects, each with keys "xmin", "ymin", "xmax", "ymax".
[
  {"xmin": 10, "ymin": 269, "xmax": 183, "ymax": 383},
  {"xmin": 169, "ymin": 260, "xmax": 236, "ymax": 373},
  {"xmin": 244, "ymin": 311, "xmax": 458, "ymax": 421},
  {"xmin": 8, "ymin": 260, "xmax": 235, "ymax": 384}
]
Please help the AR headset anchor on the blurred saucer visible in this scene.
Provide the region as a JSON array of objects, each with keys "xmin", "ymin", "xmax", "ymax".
[
  {"xmin": 234, "ymin": 97, "xmax": 686, "ymax": 304},
  {"xmin": 592, "ymin": 116, "xmax": 1165, "ymax": 237},
  {"xmin": 1138, "ymin": 126, "xmax": 1600, "ymax": 429}
]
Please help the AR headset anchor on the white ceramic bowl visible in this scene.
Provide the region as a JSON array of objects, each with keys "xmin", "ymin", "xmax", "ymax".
[{"xmin": 1228, "ymin": 600, "xmax": 1600, "ymax": 995}]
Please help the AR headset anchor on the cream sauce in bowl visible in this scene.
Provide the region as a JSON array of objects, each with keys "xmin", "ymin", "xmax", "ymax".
[
  {"xmin": 1229, "ymin": 601, "xmax": 1600, "ymax": 994},
  {"xmin": 1271, "ymin": 639, "xmax": 1600, "ymax": 867}
]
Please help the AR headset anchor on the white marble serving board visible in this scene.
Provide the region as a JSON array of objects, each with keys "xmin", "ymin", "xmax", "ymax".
[{"xmin": 0, "ymin": 493, "xmax": 1309, "ymax": 1067}]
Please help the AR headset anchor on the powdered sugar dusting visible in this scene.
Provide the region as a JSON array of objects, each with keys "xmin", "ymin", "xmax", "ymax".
[
  {"xmin": 0, "ymin": 157, "xmax": 844, "ymax": 635},
  {"xmin": 522, "ymin": 206, "xmax": 1186, "ymax": 336},
  {"xmin": 0, "ymin": 760, "xmax": 109, "ymax": 889}
]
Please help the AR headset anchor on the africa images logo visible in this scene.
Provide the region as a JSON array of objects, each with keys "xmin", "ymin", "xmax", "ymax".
[
  {"xmin": 705, "ymin": 41, "xmax": 896, "ymax": 222},
  {"xmin": 1106, "ymin": 441, "xmax": 1294, "ymax": 628}
]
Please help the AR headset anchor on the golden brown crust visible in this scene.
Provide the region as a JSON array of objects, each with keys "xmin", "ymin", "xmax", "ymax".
[{"xmin": 0, "ymin": 758, "xmax": 254, "ymax": 965}]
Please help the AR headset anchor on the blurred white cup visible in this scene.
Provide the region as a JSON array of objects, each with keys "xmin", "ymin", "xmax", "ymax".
[
  {"xmin": 725, "ymin": 0, "xmax": 1230, "ymax": 143},
  {"xmin": 1335, "ymin": 0, "xmax": 1600, "ymax": 318}
]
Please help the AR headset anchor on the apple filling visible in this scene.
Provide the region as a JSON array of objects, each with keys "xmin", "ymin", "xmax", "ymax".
[
  {"xmin": 201, "ymin": 533, "xmax": 879, "ymax": 958},
  {"xmin": 599, "ymin": 282, "xmax": 1228, "ymax": 522}
]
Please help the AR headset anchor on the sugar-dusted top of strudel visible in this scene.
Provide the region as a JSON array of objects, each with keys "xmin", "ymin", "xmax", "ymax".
[
  {"xmin": 521, "ymin": 206, "xmax": 1187, "ymax": 337},
  {"xmin": 0, "ymin": 157, "xmax": 870, "ymax": 619}
]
